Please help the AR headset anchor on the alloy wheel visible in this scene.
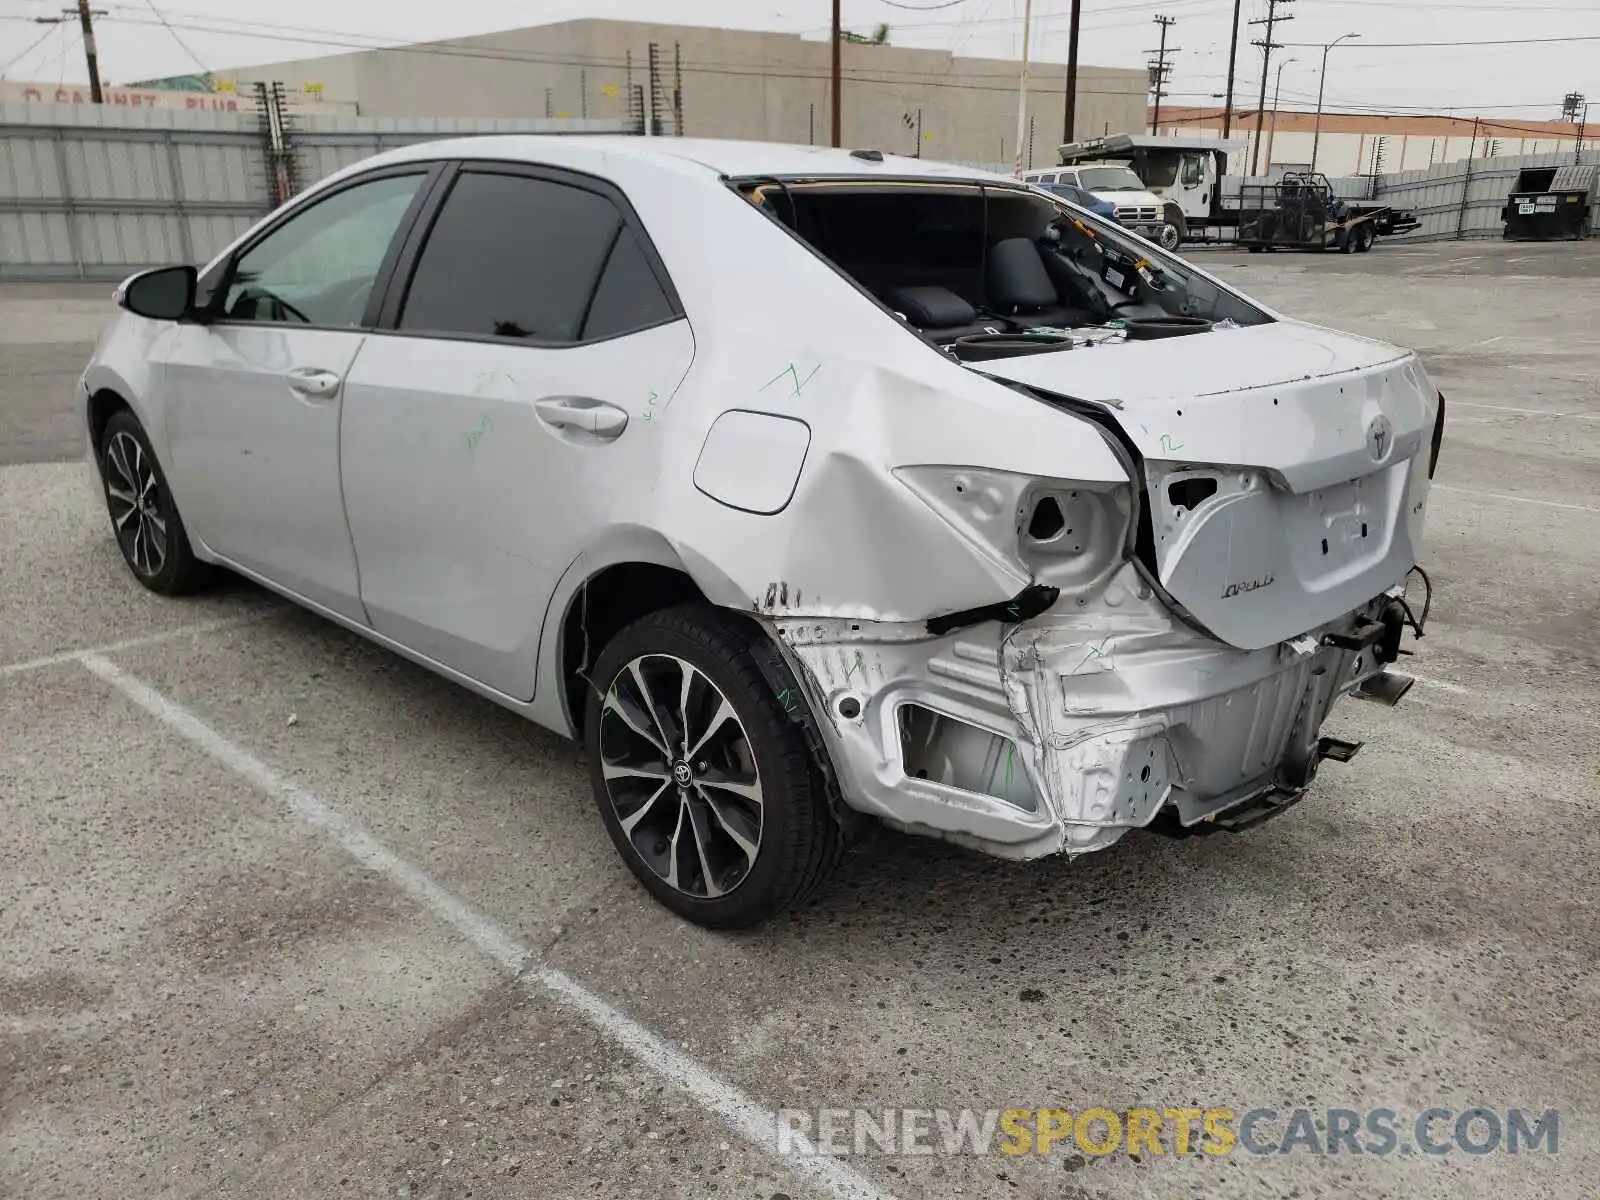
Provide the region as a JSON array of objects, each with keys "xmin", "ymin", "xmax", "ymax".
[
  {"xmin": 104, "ymin": 430, "xmax": 167, "ymax": 578},
  {"xmin": 1160, "ymin": 222, "xmax": 1181, "ymax": 251},
  {"xmin": 598, "ymin": 654, "xmax": 764, "ymax": 899}
]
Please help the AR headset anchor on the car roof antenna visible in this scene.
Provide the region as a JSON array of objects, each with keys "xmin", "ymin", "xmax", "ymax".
[{"xmin": 849, "ymin": 148, "xmax": 885, "ymax": 162}]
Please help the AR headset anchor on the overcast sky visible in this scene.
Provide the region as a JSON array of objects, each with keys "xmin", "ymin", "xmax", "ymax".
[{"xmin": 3, "ymin": 0, "xmax": 1597, "ymax": 120}]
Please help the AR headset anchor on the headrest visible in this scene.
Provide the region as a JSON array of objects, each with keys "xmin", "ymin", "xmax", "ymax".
[
  {"xmin": 986, "ymin": 237, "xmax": 1059, "ymax": 312},
  {"xmin": 886, "ymin": 285, "xmax": 976, "ymax": 329}
]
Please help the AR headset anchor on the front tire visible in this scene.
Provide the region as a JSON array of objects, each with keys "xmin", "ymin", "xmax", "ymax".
[
  {"xmin": 99, "ymin": 409, "xmax": 210, "ymax": 595},
  {"xmin": 585, "ymin": 605, "xmax": 844, "ymax": 927},
  {"xmin": 1158, "ymin": 208, "xmax": 1186, "ymax": 251}
]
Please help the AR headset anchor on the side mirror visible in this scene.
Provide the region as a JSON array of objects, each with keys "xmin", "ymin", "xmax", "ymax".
[{"xmin": 115, "ymin": 265, "xmax": 196, "ymax": 321}]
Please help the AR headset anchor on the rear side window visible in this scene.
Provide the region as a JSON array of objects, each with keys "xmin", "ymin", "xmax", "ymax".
[
  {"xmin": 581, "ymin": 227, "xmax": 675, "ymax": 340},
  {"xmin": 399, "ymin": 171, "xmax": 620, "ymax": 342}
]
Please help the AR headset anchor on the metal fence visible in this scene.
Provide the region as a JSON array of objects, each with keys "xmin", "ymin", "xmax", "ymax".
[
  {"xmin": 1362, "ymin": 149, "xmax": 1600, "ymax": 242},
  {"xmin": 0, "ymin": 101, "xmax": 635, "ymax": 281},
  {"xmin": 1224, "ymin": 150, "xmax": 1600, "ymax": 243}
]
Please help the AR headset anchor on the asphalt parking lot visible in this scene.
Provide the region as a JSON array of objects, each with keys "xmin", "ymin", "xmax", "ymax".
[{"xmin": 3, "ymin": 239, "xmax": 1597, "ymax": 1200}]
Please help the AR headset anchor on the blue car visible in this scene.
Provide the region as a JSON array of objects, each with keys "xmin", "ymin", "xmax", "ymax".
[{"xmin": 1039, "ymin": 181, "xmax": 1121, "ymax": 224}]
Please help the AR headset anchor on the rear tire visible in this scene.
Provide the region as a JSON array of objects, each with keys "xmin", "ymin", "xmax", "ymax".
[
  {"xmin": 585, "ymin": 604, "xmax": 844, "ymax": 927},
  {"xmin": 98, "ymin": 409, "xmax": 211, "ymax": 595},
  {"xmin": 1354, "ymin": 224, "xmax": 1376, "ymax": 253}
]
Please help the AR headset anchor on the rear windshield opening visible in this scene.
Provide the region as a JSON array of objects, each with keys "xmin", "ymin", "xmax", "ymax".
[{"xmin": 740, "ymin": 181, "xmax": 1271, "ymax": 360}]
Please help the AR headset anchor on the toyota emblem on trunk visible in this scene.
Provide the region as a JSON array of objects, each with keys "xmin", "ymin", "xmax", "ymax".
[{"xmin": 1366, "ymin": 415, "xmax": 1394, "ymax": 463}]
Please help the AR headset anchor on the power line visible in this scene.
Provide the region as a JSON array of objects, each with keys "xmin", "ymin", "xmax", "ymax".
[
  {"xmin": 1283, "ymin": 32, "xmax": 1600, "ymax": 48},
  {"xmin": 5, "ymin": 7, "xmax": 1590, "ymax": 118},
  {"xmin": 0, "ymin": 15, "xmax": 58, "ymax": 76},
  {"xmin": 24, "ymin": 1, "xmax": 104, "ymax": 100},
  {"xmin": 14, "ymin": 11, "xmax": 1161, "ymax": 94},
  {"xmin": 140, "ymin": 0, "xmax": 206, "ymax": 72}
]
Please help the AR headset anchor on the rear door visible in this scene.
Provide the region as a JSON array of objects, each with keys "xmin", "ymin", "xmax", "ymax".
[
  {"xmin": 162, "ymin": 167, "xmax": 436, "ymax": 619},
  {"xmin": 339, "ymin": 163, "xmax": 694, "ymax": 699}
]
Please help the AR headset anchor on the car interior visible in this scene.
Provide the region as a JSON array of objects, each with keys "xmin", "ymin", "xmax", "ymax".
[{"xmin": 739, "ymin": 181, "xmax": 1270, "ymax": 361}]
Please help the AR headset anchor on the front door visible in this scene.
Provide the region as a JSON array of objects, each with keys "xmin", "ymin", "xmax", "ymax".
[
  {"xmin": 339, "ymin": 165, "xmax": 694, "ymax": 699},
  {"xmin": 1177, "ymin": 152, "xmax": 1212, "ymax": 220},
  {"xmin": 161, "ymin": 170, "xmax": 431, "ymax": 619}
]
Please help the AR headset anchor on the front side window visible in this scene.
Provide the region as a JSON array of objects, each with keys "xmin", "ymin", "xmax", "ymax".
[
  {"xmin": 399, "ymin": 171, "xmax": 629, "ymax": 342},
  {"xmin": 222, "ymin": 173, "xmax": 423, "ymax": 327}
]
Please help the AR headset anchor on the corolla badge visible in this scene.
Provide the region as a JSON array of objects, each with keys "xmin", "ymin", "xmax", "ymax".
[
  {"xmin": 1221, "ymin": 575, "xmax": 1274, "ymax": 599},
  {"xmin": 1366, "ymin": 414, "xmax": 1394, "ymax": 463}
]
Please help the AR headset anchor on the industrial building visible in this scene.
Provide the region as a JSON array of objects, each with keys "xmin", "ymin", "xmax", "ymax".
[
  {"xmin": 1150, "ymin": 105, "xmax": 1592, "ymax": 179},
  {"xmin": 196, "ymin": 18, "xmax": 1146, "ymax": 170}
]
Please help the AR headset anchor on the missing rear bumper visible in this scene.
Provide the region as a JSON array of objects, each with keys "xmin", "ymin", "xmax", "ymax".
[{"xmin": 768, "ymin": 570, "xmax": 1408, "ymax": 862}]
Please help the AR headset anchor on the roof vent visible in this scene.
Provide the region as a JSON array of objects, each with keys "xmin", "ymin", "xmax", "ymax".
[{"xmin": 849, "ymin": 148, "xmax": 885, "ymax": 162}]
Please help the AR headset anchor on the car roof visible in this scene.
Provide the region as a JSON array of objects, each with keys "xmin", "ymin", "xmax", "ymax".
[{"xmin": 360, "ymin": 135, "xmax": 1018, "ymax": 184}]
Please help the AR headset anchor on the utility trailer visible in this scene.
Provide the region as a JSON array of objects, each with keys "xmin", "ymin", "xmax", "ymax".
[
  {"xmin": 1055, "ymin": 133, "xmax": 1419, "ymax": 246},
  {"xmin": 1236, "ymin": 173, "xmax": 1395, "ymax": 253}
]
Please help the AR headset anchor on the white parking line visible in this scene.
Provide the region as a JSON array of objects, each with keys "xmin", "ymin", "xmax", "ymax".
[
  {"xmin": 0, "ymin": 609, "xmax": 283, "ymax": 678},
  {"xmin": 76, "ymin": 651, "xmax": 896, "ymax": 1200},
  {"xmin": 1451, "ymin": 402, "xmax": 1598, "ymax": 419},
  {"xmin": 1433, "ymin": 485, "xmax": 1600, "ymax": 514}
]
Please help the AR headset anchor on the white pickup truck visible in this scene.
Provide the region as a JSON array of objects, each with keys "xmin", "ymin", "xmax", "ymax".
[{"xmin": 1021, "ymin": 162, "xmax": 1171, "ymax": 247}]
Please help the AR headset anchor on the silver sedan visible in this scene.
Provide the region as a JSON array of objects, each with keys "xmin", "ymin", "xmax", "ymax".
[{"xmin": 83, "ymin": 136, "xmax": 1445, "ymax": 926}]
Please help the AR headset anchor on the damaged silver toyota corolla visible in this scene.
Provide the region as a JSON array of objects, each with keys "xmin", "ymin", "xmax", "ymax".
[{"xmin": 84, "ymin": 138, "xmax": 1443, "ymax": 926}]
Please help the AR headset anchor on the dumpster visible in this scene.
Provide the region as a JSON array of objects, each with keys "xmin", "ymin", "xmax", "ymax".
[{"xmin": 1502, "ymin": 164, "xmax": 1595, "ymax": 241}]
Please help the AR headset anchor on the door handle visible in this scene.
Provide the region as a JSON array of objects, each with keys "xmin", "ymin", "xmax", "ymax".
[
  {"xmin": 284, "ymin": 368, "xmax": 342, "ymax": 398},
  {"xmin": 534, "ymin": 396, "xmax": 629, "ymax": 440}
]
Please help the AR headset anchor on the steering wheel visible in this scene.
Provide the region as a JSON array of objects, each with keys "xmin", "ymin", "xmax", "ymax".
[{"xmin": 270, "ymin": 295, "xmax": 312, "ymax": 325}]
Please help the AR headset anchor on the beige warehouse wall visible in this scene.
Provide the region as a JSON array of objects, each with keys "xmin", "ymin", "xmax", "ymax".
[{"xmin": 218, "ymin": 19, "xmax": 1144, "ymax": 170}]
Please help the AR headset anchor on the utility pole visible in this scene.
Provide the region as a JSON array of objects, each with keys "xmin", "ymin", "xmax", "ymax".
[
  {"xmin": 1249, "ymin": 0, "xmax": 1293, "ymax": 175},
  {"xmin": 830, "ymin": 0, "xmax": 842, "ymax": 147},
  {"xmin": 75, "ymin": 0, "xmax": 102, "ymax": 102},
  {"xmin": 1146, "ymin": 16, "xmax": 1178, "ymax": 134},
  {"xmin": 1221, "ymin": 0, "xmax": 1242, "ymax": 138},
  {"xmin": 32, "ymin": 2, "xmax": 106, "ymax": 102},
  {"xmin": 1062, "ymin": 0, "xmax": 1082, "ymax": 144},
  {"xmin": 1012, "ymin": 0, "xmax": 1034, "ymax": 177}
]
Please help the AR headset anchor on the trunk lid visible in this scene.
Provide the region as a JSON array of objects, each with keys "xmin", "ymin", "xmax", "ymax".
[{"xmin": 976, "ymin": 320, "xmax": 1439, "ymax": 650}]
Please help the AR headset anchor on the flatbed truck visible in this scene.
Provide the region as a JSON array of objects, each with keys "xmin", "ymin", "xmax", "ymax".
[{"xmin": 1055, "ymin": 133, "xmax": 1420, "ymax": 248}]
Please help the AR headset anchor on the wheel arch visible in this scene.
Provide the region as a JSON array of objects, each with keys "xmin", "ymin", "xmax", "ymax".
[
  {"xmin": 86, "ymin": 385, "xmax": 132, "ymax": 455},
  {"xmin": 543, "ymin": 526, "xmax": 765, "ymax": 739}
]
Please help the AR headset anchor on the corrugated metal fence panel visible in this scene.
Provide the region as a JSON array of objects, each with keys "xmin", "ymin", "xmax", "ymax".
[
  {"xmin": 3, "ymin": 105, "xmax": 637, "ymax": 279},
  {"xmin": 0, "ymin": 101, "xmax": 270, "ymax": 279},
  {"xmin": 1376, "ymin": 150, "xmax": 1600, "ymax": 241}
]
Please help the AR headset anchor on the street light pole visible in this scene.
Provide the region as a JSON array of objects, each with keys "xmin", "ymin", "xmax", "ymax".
[
  {"xmin": 1266, "ymin": 57, "xmax": 1298, "ymax": 172},
  {"xmin": 1012, "ymin": 0, "xmax": 1034, "ymax": 176},
  {"xmin": 1311, "ymin": 32, "xmax": 1360, "ymax": 174}
]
